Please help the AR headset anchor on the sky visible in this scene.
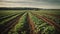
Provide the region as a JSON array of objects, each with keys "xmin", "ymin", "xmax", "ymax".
[{"xmin": 0, "ymin": 0, "xmax": 60, "ymax": 9}]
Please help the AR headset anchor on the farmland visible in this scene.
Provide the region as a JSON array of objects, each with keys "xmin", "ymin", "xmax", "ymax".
[{"xmin": 0, "ymin": 9, "xmax": 60, "ymax": 34}]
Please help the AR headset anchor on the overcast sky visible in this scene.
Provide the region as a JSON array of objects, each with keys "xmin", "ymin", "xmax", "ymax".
[{"xmin": 0, "ymin": 0, "xmax": 60, "ymax": 9}]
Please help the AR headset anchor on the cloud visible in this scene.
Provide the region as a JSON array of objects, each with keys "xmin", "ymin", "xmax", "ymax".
[
  {"xmin": 0, "ymin": 0, "xmax": 33, "ymax": 2},
  {"xmin": 0, "ymin": 0, "xmax": 60, "ymax": 9}
]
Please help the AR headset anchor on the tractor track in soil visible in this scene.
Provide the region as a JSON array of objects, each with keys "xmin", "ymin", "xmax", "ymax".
[
  {"xmin": 45, "ymin": 13, "xmax": 60, "ymax": 18},
  {"xmin": 27, "ymin": 13, "xmax": 36, "ymax": 34},
  {"xmin": 31, "ymin": 13, "xmax": 60, "ymax": 33},
  {"xmin": 0, "ymin": 12, "xmax": 25, "ymax": 34}
]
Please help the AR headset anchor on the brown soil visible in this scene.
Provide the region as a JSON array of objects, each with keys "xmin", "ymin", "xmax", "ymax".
[
  {"xmin": 27, "ymin": 13, "xmax": 36, "ymax": 34},
  {"xmin": 32, "ymin": 13, "xmax": 60, "ymax": 33},
  {"xmin": 45, "ymin": 13, "xmax": 60, "ymax": 18},
  {"xmin": 0, "ymin": 13, "xmax": 25, "ymax": 34}
]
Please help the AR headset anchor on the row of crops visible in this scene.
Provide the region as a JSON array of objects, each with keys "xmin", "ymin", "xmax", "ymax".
[
  {"xmin": 0, "ymin": 10, "xmax": 26, "ymax": 34},
  {"xmin": 29, "ymin": 13, "xmax": 56, "ymax": 34},
  {"xmin": 0, "ymin": 10, "xmax": 60, "ymax": 34},
  {"xmin": 31, "ymin": 10, "xmax": 60, "ymax": 25},
  {"xmin": 0, "ymin": 10, "xmax": 25, "ymax": 24},
  {"xmin": 8, "ymin": 13, "xmax": 27, "ymax": 34}
]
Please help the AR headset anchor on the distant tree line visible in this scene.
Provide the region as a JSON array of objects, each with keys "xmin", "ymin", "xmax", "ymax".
[
  {"xmin": 0, "ymin": 7, "xmax": 60, "ymax": 11},
  {"xmin": 0, "ymin": 7, "xmax": 41, "ymax": 10}
]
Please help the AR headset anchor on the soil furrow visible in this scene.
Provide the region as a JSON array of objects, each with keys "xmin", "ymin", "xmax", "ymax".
[
  {"xmin": 27, "ymin": 13, "xmax": 36, "ymax": 34},
  {"xmin": 0, "ymin": 12, "xmax": 25, "ymax": 34},
  {"xmin": 32, "ymin": 13, "xmax": 60, "ymax": 33},
  {"xmin": 45, "ymin": 13, "xmax": 60, "ymax": 18}
]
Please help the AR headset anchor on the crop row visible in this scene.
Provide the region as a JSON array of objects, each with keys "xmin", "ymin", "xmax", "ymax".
[{"xmin": 0, "ymin": 11, "xmax": 60, "ymax": 34}]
